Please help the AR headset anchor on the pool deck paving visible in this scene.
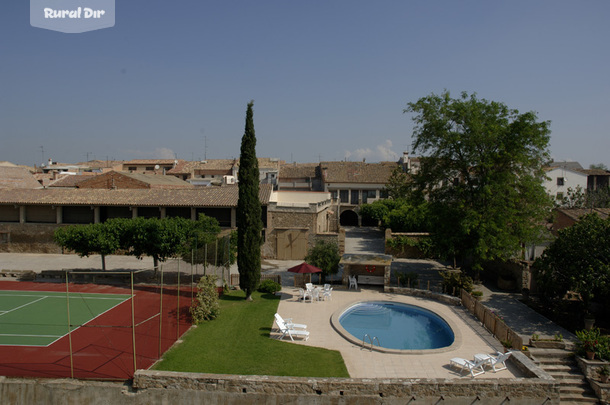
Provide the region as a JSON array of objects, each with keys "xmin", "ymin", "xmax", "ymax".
[{"xmin": 274, "ymin": 285, "xmax": 524, "ymax": 379}]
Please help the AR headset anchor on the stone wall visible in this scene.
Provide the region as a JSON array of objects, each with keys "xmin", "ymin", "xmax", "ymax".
[
  {"xmin": 0, "ymin": 223, "xmax": 62, "ymax": 253},
  {"xmin": 384, "ymin": 231, "xmax": 431, "ymax": 259},
  {"xmin": 384, "ymin": 286, "xmax": 461, "ymax": 306},
  {"xmin": 131, "ymin": 371, "xmax": 560, "ymax": 405},
  {"xmin": 0, "ymin": 369, "xmax": 560, "ymax": 405}
]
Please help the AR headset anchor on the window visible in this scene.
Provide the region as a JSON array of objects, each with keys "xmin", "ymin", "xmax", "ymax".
[
  {"xmin": 557, "ymin": 177, "xmax": 564, "ymax": 186},
  {"xmin": 556, "ymin": 192, "xmax": 564, "ymax": 200},
  {"xmin": 128, "ymin": 166, "xmax": 136, "ymax": 171},
  {"xmin": 146, "ymin": 166, "xmax": 154, "ymax": 171},
  {"xmin": 351, "ymin": 190, "xmax": 359, "ymax": 204},
  {"xmin": 339, "ymin": 190, "xmax": 348, "ymax": 203}
]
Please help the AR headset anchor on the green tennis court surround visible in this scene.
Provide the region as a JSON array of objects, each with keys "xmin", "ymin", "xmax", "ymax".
[{"xmin": 0, "ymin": 290, "xmax": 131, "ymax": 346}]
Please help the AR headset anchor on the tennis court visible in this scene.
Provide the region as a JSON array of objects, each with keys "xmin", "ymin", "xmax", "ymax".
[
  {"xmin": 0, "ymin": 290, "xmax": 131, "ymax": 346},
  {"xmin": 0, "ymin": 281, "xmax": 193, "ymax": 380}
]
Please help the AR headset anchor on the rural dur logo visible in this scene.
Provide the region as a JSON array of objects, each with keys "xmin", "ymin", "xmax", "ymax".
[{"xmin": 30, "ymin": 0, "xmax": 115, "ymax": 33}]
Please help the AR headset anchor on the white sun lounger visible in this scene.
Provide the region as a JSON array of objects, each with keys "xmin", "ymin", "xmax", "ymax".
[
  {"xmin": 449, "ymin": 357, "xmax": 487, "ymax": 377},
  {"xmin": 275, "ymin": 316, "xmax": 309, "ymax": 341},
  {"xmin": 274, "ymin": 313, "xmax": 307, "ymax": 330}
]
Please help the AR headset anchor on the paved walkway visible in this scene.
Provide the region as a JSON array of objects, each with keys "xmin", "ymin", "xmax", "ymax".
[
  {"xmin": 477, "ymin": 284, "xmax": 577, "ymax": 344},
  {"xmin": 343, "ymin": 226, "xmax": 385, "ymax": 254}
]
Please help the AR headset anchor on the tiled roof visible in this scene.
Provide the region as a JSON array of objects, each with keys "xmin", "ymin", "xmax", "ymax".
[
  {"xmin": 0, "ymin": 184, "xmax": 272, "ymax": 207},
  {"xmin": 0, "ymin": 167, "xmax": 42, "ymax": 189},
  {"xmin": 76, "ymin": 160, "xmax": 125, "ymax": 169},
  {"xmin": 167, "ymin": 158, "xmax": 282, "ymax": 175},
  {"xmin": 77, "ymin": 171, "xmax": 193, "ymax": 189},
  {"xmin": 546, "ymin": 161, "xmax": 583, "ymax": 170},
  {"xmin": 576, "ymin": 168, "xmax": 610, "ymax": 176},
  {"xmin": 123, "ymin": 159, "xmax": 180, "ymax": 165},
  {"xmin": 556, "ymin": 208, "xmax": 610, "ymax": 222},
  {"xmin": 279, "ymin": 163, "xmax": 319, "ymax": 179},
  {"xmin": 48, "ymin": 173, "xmax": 98, "ymax": 188},
  {"xmin": 320, "ymin": 161, "xmax": 397, "ymax": 184}
]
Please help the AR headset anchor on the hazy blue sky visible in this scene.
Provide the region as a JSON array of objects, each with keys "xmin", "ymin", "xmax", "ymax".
[{"xmin": 2, "ymin": 1, "xmax": 609, "ymax": 168}]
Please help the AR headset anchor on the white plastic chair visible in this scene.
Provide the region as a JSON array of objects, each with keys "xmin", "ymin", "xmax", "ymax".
[
  {"xmin": 322, "ymin": 287, "xmax": 332, "ymax": 301},
  {"xmin": 323, "ymin": 284, "xmax": 331, "ymax": 291},
  {"xmin": 348, "ymin": 275, "xmax": 358, "ymax": 290},
  {"xmin": 475, "ymin": 351, "xmax": 512, "ymax": 372},
  {"xmin": 299, "ymin": 288, "xmax": 312, "ymax": 303},
  {"xmin": 274, "ymin": 313, "xmax": 307, "ymax": 330},
  {"xmin": 449, "ymin": 357, "xmax": 487, "ymax": 377},
  {"xmin": 275, "ymin": 317, "xmax": 309, "ymax": 341},
  {"xmin": 311, "ymin": 288, "xmax": 320, "ymax": 302}
]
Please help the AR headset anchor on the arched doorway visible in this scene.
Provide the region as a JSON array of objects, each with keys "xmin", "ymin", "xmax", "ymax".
[{"xmin": 340, "ymin": 210, "xmax": 359, "ymax": 227}]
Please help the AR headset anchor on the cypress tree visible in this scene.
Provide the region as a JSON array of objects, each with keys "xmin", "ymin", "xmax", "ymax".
[{"xmin": 237, "ymin": 101, "xmax": 262, "ymax": 301}]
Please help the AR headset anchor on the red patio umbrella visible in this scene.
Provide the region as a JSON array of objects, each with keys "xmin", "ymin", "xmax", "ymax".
[{"xmin": 287, "ymin": 262, "xmax": 322, "ymax": 284}]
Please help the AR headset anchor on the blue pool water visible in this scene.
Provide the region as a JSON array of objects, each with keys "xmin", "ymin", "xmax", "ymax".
[{"xmin": 338, "ymin": 301, "xmax": 454, "ymax": 350}]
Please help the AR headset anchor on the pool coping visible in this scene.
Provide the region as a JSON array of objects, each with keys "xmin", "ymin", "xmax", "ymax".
[{"xmin": 330, "ymin": 299, "xmax": 462, "ymax": 355}]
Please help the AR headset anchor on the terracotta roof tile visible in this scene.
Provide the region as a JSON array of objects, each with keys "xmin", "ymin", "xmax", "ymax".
[
  {"xmin": 279, "ymin": 163, "xmax": 319, "ymax": 179},
  {"xmin": 0, "ymin": 167, "xmax": 42, "ymax": 189},
  {"xmin": 556, "ymin": 208, "xmax": 610, "ymax": 222},
  {"xmin": 48, "ymin": 173, "xmax": 98, "ymax": 188},
  {"xmin": 320, "ymin": 161, "xmax": 397, "ymax": 183},
  {"xmin": 0, "ymin": 184, "xmax": 272, "ymax": 207}
]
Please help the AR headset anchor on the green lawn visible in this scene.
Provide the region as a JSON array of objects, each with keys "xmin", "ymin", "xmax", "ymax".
[{"xmin": 154, "ymin": 290, "xmax": 349, "ymax": 377}]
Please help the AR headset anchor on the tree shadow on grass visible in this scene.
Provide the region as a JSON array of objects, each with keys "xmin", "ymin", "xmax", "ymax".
[{"xmin": 220, "ymin": 294, "xmax": 246, "ymax": 302}]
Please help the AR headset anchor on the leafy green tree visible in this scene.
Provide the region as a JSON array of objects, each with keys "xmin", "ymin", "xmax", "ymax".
[
  {"xmin": 533, "ymin": 213, "xmax": 610, "ymax": 313},
  {"xmin": 360, "ymin": 199, "xmax": 429, "ymax": 232},
  {"xmin": 237, "ymin": 101, "xmax": 262, "ymax": 301},
  {"xmin": 54, "ymin": 223, "xmax": 119, "ymax": 270},
  {"xmin": 119, "ymin": 217, "xmax": 193, "ymax": 273},
  {"xmin": 359, "ymin": 200, "xmax": 391, "ymax": 226},
  {"xmin": 384, "ymin": 166, "xmax": 410, "ymax": 200},
  {"xmin": 590, "ymin": 163, "xmax": 608, "ymax": 170},
  {"xmin": 587, "ymin": 187, "xmax": 610, "ymax": 209},
  {"xmin": 558, "ymin": 186, "xmax": 587, "ymax": 208},
  {"xmin": 304, "ymin": 240, "xmax": 341, "ymax": 284},
  {"xmin": 404, "ymin": 91, "xmax": 553, "ymax": 272}
]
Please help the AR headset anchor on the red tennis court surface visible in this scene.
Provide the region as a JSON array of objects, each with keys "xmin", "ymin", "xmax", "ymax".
[{"xmin": 0, "ymin": 280, "xmax": 194, "ymax": 380}]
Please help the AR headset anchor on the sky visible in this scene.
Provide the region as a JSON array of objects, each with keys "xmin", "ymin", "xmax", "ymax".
[{"xmin": 1, "ymin": 1, "xmax": 609, "ymax": 168}]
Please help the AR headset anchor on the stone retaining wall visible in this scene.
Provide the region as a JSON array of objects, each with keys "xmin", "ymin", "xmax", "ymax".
[
  {"xmin": 0, "ymin": 367, "xmax": 560, "ymax": 405},
  {"xmin": 384, "ymin": 286, "xmax": 461, "ymax": 306},
  {"xmin": 131, "ymin": 370, "xmax": 559, "ymax": 405}
]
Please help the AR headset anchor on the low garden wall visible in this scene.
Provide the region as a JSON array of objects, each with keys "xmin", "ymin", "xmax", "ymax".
[
  {"xmin": 384, "ymin": 230, "xmax": 431, "ymax": 259},
  {"xmin": 576, "ymin": 357, "xmax": 610, "ymax": 404},
  {"xmin": 0, "ymin": 372, "xmax": 561, "ymax": 405},
  {"xmin": 384, "ymin": 286, "xmax": 461, "ymax": 306},
  {"xmin": 461, "ymin": 289, "xmax": 524, "ymax": 352}
]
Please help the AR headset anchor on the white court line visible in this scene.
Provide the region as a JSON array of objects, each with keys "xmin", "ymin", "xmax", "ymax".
[
  {"xmin": 0, "ymin": 293, "xmax": 127, "ymax": 301},
  {"xmin": 0, "ymin": 293, "xmax": 132, "ymax": 347},
  {"xmin": 0, "ymin": 296, "xmax": 47, "ymax": 317},
  {"xmin": 0, "ymin": 333, "xmax": 62, "ymax": 338}
]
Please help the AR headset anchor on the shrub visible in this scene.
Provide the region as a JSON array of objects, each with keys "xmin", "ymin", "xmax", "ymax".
[
  {"xmin": 597, "ymin": 335, "xmax": 610, "ymax": 361},
  {"xmin": 440, "ymin": 271, "xmax": 473, "ymax": 295},
  {"xmin": 397, "ymin": 271, "xmax": 419, "ymax": 287},
  {"xmin": 190, "ymin": 275, "xmax": 220, "ymax": 324},
  {"xmin": 471, "ymin": 290, "xmax": 483, "ymax": 300},
  {"xmin": 258, "ymin": 279, "xmax": 281, "ymax": 294},
  {"xmin": 576, "ymin": 328, "xmax": 601, "ymax": 355}
]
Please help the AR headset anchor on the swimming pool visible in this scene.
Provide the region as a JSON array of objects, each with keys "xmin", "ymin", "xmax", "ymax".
[{"xmin": 332, "ymin": 301, "xmax": 455, "ymax": 353}]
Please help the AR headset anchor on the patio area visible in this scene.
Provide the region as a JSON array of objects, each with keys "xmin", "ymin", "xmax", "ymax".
[{"xmin": 273, "ymin": 286, "xmax": 525, "ymax": 379}]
